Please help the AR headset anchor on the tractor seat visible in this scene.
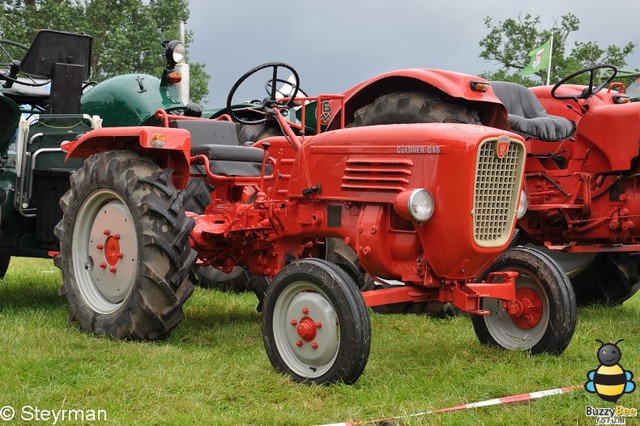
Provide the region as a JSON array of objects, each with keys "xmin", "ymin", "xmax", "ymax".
[
  {"xmin": 1, "ymin": 77, "xmax": 50, "ymax": 105},
  {"xmin": 190, "ymin": 144, "xmax": 270, "ymax": 177},
  {"xmin": 170, "ymin": 119, "xmax": 242, "ymax": 147},
  {"xmin": 490, "ymin": 81, "xmax": 576, "ymax": 142}
]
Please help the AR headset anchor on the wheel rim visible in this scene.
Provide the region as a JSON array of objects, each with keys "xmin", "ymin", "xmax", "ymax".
[
  {"xmin": 482, "ymin": 267, "xmax": 550, "ymax": 350},
  {"xmin": 272, "ymin": 281, "xmax": 339, "ymax": 379},
  {"xmin": 72, "ymin": 189, "xmax": 138, "ymax": 314}
]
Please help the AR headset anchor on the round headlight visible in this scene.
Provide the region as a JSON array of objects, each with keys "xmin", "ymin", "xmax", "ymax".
[
  {"xmin": 516, "ymin": 190, "xmax": 528, "ymax": 219},
  {"xmin": 164, "ymin": 40, "xmax": 185, "ymax": 68},
  {"xmin": 408, "ymin": 189, "xmax": 435, "ymax": 222}
]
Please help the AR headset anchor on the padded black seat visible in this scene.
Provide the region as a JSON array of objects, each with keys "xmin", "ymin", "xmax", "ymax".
[
  {"xmin": 491, "ymin": 81, "xmax": 576, "ymax": 141},
  {"xmin": 191, "ymin": 144, "xmax": 269, "ymax": 177},
  {"xmin": 171, "ymin": 119, "xmax": 242, "ymax": 147}
]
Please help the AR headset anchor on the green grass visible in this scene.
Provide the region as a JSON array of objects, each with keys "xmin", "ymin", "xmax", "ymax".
[{"xmin": 1, "ymin": 257, "xmax": 639, "ymax": 425}]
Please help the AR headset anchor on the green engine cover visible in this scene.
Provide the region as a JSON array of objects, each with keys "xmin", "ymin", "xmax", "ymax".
[{"xmin": 81, "ymin": 73, "xmax": 185, "ymax": 127}]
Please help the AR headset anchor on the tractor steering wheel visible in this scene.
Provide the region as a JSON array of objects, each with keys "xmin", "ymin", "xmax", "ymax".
[
  {"xmin": 226, "ymin": 62, "xmax": 300, "ymax": 125},
  {"xmin": 551, "ymin": 64, "xmax": 617, "ymax": 100},
  {"xmin": 0, "ymin": 39, "xmax": 27, "ymax": 67},
  {"xmin": 0, "ymin": 39, "xmax": 28, "ymax": 85}
]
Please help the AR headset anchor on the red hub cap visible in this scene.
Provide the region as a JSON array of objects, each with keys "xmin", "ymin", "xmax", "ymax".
[
  {"xmin": 104, "ymin": 235, "xmax": 122, "ymax": 266},
  {"xmin": 508, "ymin": 287, "xmax": 543, "ymax": 329},
  {"xmin": 296, "ymin": 317, "xmax": 318, "ymax": 342}
]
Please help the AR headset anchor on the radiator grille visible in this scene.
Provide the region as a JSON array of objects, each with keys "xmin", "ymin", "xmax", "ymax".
[
  {"xmin": 473, "ymin": 137, "xmax": 525, "ymax": 247},
  {"xmin": 342, "ymin": 158, "xmax": 413, "ymax": 192}
]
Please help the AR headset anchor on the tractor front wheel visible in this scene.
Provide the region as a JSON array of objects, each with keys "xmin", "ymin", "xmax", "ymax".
[
  {"xmin": 471, "ymin": 246, "xmax": 576, "ymax": 354},
  {"xmin": 262, "ymin": 258, "xmax": 371, "ymax": 384},
  {"xmin": 55, "ymin": 150, "xmax": 196, "ymax": 340}
]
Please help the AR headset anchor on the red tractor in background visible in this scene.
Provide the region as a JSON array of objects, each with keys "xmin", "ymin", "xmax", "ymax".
[
  {"xmin": 491, "ymin": 65, "xmax": 640, "ymax": 306},
  {"xmin": 54, "ymin": 62, "xmax": 576, "ymax": 385}
]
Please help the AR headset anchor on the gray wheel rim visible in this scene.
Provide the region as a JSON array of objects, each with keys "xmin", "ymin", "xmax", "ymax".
[
  {"xmin": 482, "ymin": 267, "xmax": 550, "ymax": 350},
  {"xmin": 272, "ymin": 281, "xmax": 339, "ymax": 379},
  {"xmin": 72, "ymin": 189, "xmax": 138, "ymax": 314}
]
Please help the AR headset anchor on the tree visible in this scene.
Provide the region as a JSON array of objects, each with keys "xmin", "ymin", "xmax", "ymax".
[
  {"xmin": 479, "ymin": 13, "xmax": 635, "ymax": 86},
  {"xmin": 0, "ymin": 0, "xmax": 210, "ymax": 103}
]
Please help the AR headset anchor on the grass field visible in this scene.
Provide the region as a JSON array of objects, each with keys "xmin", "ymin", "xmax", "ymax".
[{"xmin": 0, "ymin": 257, "xmax": 639, "ymax": 425}]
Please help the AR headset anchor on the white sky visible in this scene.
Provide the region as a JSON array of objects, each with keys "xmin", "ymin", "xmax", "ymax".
[{"xmin": 186, "ymin": 0, "xmax": 640, "ymax": 105}]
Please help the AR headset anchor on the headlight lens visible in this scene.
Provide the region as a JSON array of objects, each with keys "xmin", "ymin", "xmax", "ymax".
[
  {"xmin": 516, "ymin": 190, "xmax": 528, "ymax": 219},
  {"xmin": 408, "ymin": 189, "xmax": 435, "ymax": 222},
  {"xmin": 393, "ymin": 188, "xmax": 435, "ymax": 223},
  {"xmin": 164, "ymin": 40, "xmax": 185, "ymax": 68}
]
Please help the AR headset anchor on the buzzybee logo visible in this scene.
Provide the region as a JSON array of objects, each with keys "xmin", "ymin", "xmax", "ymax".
[{"xmin": 585, "ymin": 339, "xmax": 635, "ymax": 403}]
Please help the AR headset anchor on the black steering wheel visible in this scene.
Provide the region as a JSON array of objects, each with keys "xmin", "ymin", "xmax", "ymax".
[
  {"xmin": 226, "ymin": 62, "xmax": 300, "ymax": 125},
  {"xmin": 551, "ymin": 64, "xmax": 617, "ymax": 100},
  {"xmin": 0, "ymin": 39, "xmax": 28, "ymax": 85},
  {"xmin": 0, "ymin": 39, "xmax": 27, "ymax": 67}
]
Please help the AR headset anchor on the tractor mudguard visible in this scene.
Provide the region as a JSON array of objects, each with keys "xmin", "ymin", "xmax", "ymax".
[
  {"xmin": 61, "ymin": 126, "xmax": 192, "ymax": 189},
  {"xmin": 326, "ymin": 68, "xmax": 509, "ymax": 130}
]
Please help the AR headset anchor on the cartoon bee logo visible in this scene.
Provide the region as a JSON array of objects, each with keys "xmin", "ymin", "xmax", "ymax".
[{"xmin": 585, "ymin": 339, "xmax": 636, "ymax": 403}]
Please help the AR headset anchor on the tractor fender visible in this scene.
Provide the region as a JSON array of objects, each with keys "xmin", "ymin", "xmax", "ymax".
[
  {"xmin": 329, "ymin": 69, "xmax": 509, "ymax": 130},
  {"xmin": 61, "ymin": 126, "xmax": 192, "ymax": 189}
]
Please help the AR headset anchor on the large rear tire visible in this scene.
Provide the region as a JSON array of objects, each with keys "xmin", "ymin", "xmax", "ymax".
[
  {"xmin": 471, "ymin": 246, "xmax": 576, "ymax": 354},
  {"xmin": 569, "ymin": 253, "xmax": 640, "ymax": 306},
  {"xmin": 350, "ymin": 90, "xmax": 481, "ymax": 127},
  {"xmin": 262, "ymin": 258, "xmax": 371, "ymax": 385},
  {"xmin": 55, "ymin": 150, "xmax": 196, "ymax": 340}
]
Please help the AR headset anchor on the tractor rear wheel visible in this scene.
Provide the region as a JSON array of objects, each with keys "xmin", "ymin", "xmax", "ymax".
[
  {"xmin": 350, "ymin": 90, "xmax": 481, "ymax": 127},
  {"xmin": 54, "ymin": 150, "xmax": 196, "ymax": 340},
  {"xmin": 471, "ymin": 246, "xmax": 576, "ymax": 354},
  {"xmin": 262, "ymin": 258, "xmax": 371, "ymax": 384},
  {"xmin": 569, "ymin": 253, "xmax": 640, "ymax": 306}
]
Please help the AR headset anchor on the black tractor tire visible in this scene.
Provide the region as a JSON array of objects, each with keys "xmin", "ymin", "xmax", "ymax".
[
  {"xmin": 0, "ymin": 255, "xmax": 10, "ymax": 279},
  {"xmin": 237, "ymin": 122, "xmax": 283, "ymax": 145},
  {"xmin": 350, "ymin": 90, "xmax": 481, "ymax": 127},
  {"xmin": 262, "ymin": 258, "xmax": 371, "ymax": 385},
  {"xmin": 569, "ymin": 253, "xmax": 640, "ymax": 306},
  {"xmin": 471, "ymin": 246, "xmax": 576, "ymax": 355},
  {"xmin": 54, "ymin": 150, "xmax": 196, "ymax": 340}
]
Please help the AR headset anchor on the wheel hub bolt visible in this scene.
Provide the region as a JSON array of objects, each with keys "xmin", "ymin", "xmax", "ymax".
[
  {"xmin": 302, "ymin": 307, "xmax": 309, "ymax": 315},
  {"xmin": 103, "ymin": 229, "xmax": 111, "ymax": 236},
  {"xmin": 109, "ymin": 267, "xmax": 117, "ymax": 273},
  {"xmin": 99, "ymin": 262, "xmax": 107, "ymax": 269},
  {"xmin": 96, "ymin": 244, "xmax": 104, "ymax": 250},
  {"xmin": 290, "ymin": 319, "xmax": 298, "ymax": 326},
  {"xmin": 311, "ymin": 342, "xmax": 318, "ymax": 350},
  {"xmin": 315, "ymin": 322, "xmax": 322, "ymax": 329},
  {"xmin": 296, "ymin": 340, "xmax": 303, "ymax": 347}
]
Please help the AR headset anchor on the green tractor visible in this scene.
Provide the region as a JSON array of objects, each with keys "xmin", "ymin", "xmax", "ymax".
[{"xmin": 0, "ymin": 29, "xmax": 194, "ymax": 277}]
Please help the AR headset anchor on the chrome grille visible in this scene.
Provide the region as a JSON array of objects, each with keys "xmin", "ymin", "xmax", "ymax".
[{"xmin": 473, "ymin": 137, "xmax": 525, "ymax": 247}]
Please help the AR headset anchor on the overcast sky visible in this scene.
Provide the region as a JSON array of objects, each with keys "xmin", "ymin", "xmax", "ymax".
[{"xmin": 186, "ymin": 0, "xmax": 640, "ymax": 106}]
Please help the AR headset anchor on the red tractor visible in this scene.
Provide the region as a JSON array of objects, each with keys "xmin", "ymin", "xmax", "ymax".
[
  {"xmin": 54, "ymin": 63, "xmax": 576, "ymax": 384},
  {"xmin": 489, "ymin": 65, "xmax": 640, "ymax": 306}
]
